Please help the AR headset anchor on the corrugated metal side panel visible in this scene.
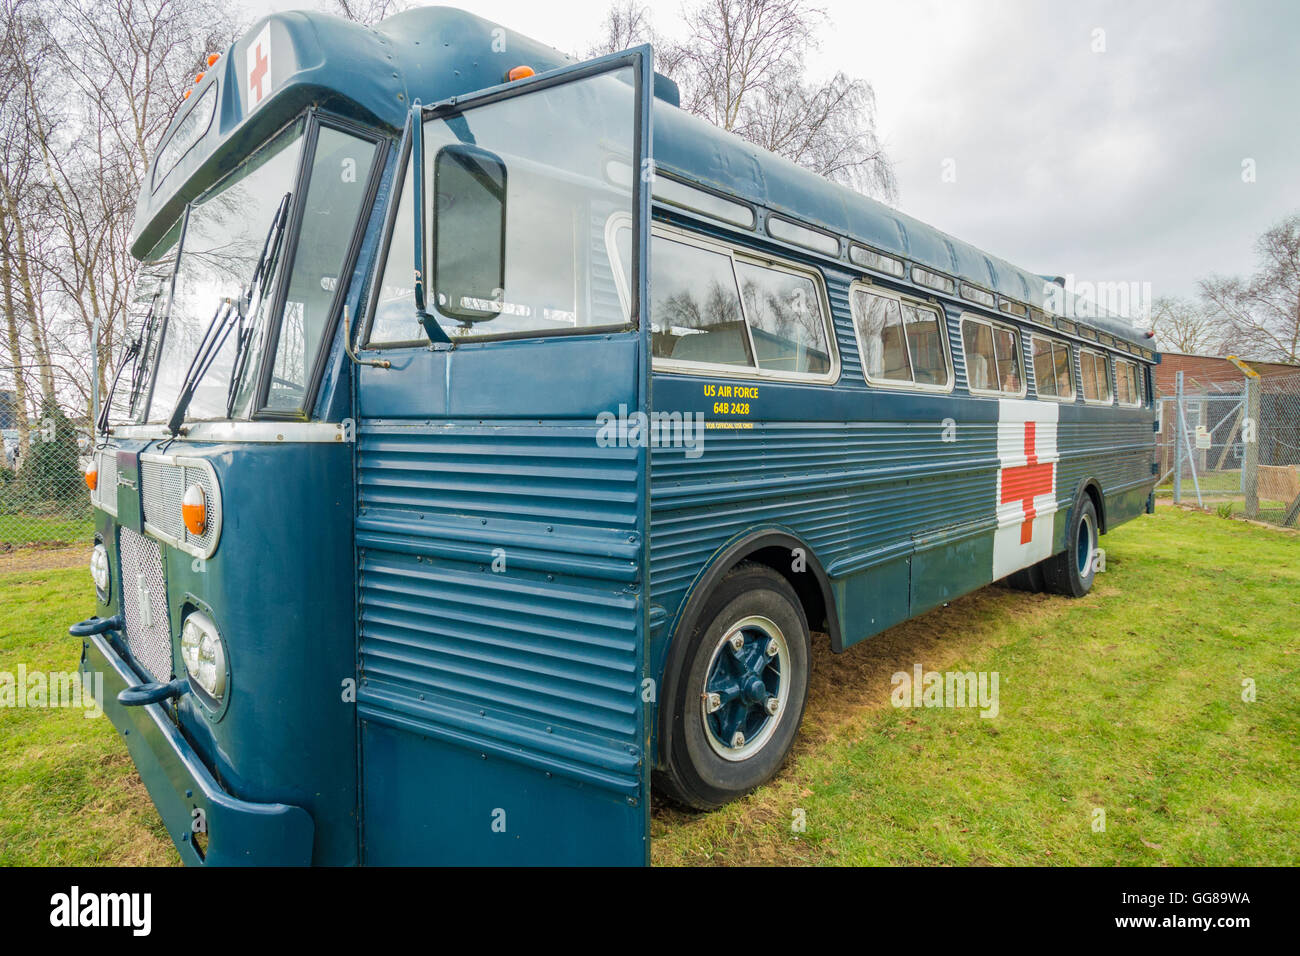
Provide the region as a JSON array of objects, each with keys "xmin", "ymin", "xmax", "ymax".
[
  {"xmin": 649, "ymin": 414, "xmax": 1153, "ymax": 649},
  {"xmin": 355, "ymin": 420, "xmax": 644, "ymax": 795},
  {"xmin": 650, "ymin": 419, "xmax": 997, "ymax": 617},
  {"xmin": 1057, "ymin": 420, "xmax": 1156, "ymax": 496}
]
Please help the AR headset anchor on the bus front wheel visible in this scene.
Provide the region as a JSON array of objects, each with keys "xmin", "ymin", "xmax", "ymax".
[{"xmin": 656, "ymin": 563, "xmax": 811, "ymax": 810}]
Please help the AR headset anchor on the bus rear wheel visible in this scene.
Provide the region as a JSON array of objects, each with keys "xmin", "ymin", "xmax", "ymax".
[
  {"xmin": 1041, "ymin": 496, "xmax": 1099, "ymax": 598},
  {"xmin": 656, "ymin": 563, "xmax": 811, "ymax": 810}
]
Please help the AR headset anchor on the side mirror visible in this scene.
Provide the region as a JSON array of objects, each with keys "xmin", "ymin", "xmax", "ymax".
[
  {"xmin": 409, "ymin": 101, "xmax": 508, "ymax": 346},
  {"xmin": 431, "ymin": 144, "xmax": 507, "ymax": 325}
]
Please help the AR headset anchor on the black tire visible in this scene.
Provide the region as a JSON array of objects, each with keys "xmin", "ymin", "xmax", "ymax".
[
  {"xmin": 654, "ymin": 563, "xmax": 812, "ymax": 811},
  {"xmin": 1041, "ymin": 496, "xmax": 1100, "ymax": 598},
  {"xmin": 1004, "ymin": 562, "xmax": 1045, "ymax": 592}
]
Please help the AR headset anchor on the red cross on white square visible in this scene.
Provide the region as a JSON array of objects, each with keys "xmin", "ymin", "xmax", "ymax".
[
  {"xmin": 992, "ymin": 399, "xmax": 1060, "ymax": 581},
  {"xmin": 246, "ymin": 24, "xmax": 272, "ymax": 109},
  {"xmin": 1000, "ymin": 421, "xmax": 1055, "ymax": 544}
]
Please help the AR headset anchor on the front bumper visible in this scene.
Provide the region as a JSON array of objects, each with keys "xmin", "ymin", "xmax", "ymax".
[{"xmin": 78, "ymin": 621, "xmax": 314, "ymax": 866}]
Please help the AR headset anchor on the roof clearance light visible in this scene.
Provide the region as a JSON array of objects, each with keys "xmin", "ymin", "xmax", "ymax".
[
  {"xmin": 182, "ymin": 483, "xmax": 207, "ymax": 535},
  {"xmin": 506, "ymin": 65, "xmax": 535, "ymax": 82},
  {"xmin": 207, "ymin": 53, "xmax": 220, "ymax": 67},
  {"xmin": 194, "ymin": 71, "xmax": 205, "ymax": 83},
  {"xmin": 84, "ymin": 461, "xmax": 98, "ymax": 492},
  {"xmin": 182, "ymin": 89, "xmax": 191, "ymax": 100}
]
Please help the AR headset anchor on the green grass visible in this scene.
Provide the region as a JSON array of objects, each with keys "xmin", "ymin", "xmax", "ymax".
[
  {"xmin": 0, "ymin": 512, "xmax": 94, "ymax": 549},
  {"xmin": 0, "ymin": 567, "xmax": 176, "ymax": 865},
  {"xmin": 0, "ymin": 509, "xmax": 1295, "ymax": 866},
  {"xmin": 652, "ymin": 508, "xmax": 1299, "ymax": 865}
]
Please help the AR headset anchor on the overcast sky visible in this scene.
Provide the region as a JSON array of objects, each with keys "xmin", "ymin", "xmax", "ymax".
[{"xmin": 258, "ymin": 0, "xmax": 1300, "ymax": 310}]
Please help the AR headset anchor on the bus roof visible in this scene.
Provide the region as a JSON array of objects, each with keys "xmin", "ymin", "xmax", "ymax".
[{"xmin": 135, "ymin": 5, "xmax": 1150, "ymax": 350}]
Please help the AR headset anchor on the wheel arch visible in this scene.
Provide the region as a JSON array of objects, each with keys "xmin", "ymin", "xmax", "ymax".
[{"xmin": 1069, "ymin": 477, "xmax": 1107, "ymax": 535}]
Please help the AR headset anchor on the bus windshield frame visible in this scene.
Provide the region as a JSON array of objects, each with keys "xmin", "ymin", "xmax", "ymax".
[{"xmin": 111, "ymin": 110, "xmax": 384, "ymax": 428}]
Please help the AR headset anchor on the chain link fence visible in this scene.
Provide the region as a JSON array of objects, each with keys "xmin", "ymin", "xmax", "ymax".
[
  {"xmin": 0, "ymin": 398, "xmax": 95, "ymax": 555},
  {"xmin": 1156, "ymin": 368, "xmax": 1300, "ymax": 527}
]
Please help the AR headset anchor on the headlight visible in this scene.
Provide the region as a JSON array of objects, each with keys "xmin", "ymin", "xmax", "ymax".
[
  {"xmin": 90, "ymin": 543, "xmax": 110, "ymax": 600},
  {"xmin": 181, "ymin": 611, "xmax": 226, "ymax": 700}
]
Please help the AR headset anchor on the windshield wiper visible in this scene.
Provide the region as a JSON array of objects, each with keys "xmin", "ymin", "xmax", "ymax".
[
  {"xmin": 96, "ymin": 287, "xmax": 161, "ymax": 435},
  {"xmin": 126, "ymin": 289, "xmax": 164, "ymax": 416},
  {"xmin": 97, "ymin": 335, "xmax": 142, "ymax": 436},
  {"xmin": 166, "ymin": 192, "xmax": 291, "ymax": 436},
  {"xmin": 226, "ymin": 192, "xmax": 291, "ymax": 417}
]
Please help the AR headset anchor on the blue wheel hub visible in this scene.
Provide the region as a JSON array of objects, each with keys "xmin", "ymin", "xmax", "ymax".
[{"xmin": 701, "ymin": 615, "xmax": 789, "ymax": 761}]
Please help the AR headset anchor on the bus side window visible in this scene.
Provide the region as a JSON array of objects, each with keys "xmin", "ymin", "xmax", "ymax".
[
  {"xmin": 1031, "ymin": 334, "xmax": 1075, "ymax": 401},
  {"xmin": 963, "ymin": 319, "xmax": 996, "ymax": 391},
  {"xmin": 852, "ymin": 289, "xmax": 911, "ymax": 382},
  {"xmin": 962, "ymin": 316, "xmax": 1022, "ymax": 396},
  {"xmin": 1054, "ymin": 342, "xmax": 1074, "ymax": 398},
  {"xmin": 850, "ymin": 286, "xmax": 950, "ymax": 389},
  {"xmin": 1080, "ymin": 348, "xmax": 1112, "ymax": 403},
  {"xmin": 734, "ymin": 261, "xmax": 831, "ymax": 375},
  {"xmin": 1032, "ymin": 335, "xmax": 1057, "ymax": 397},
  {"xmin": 649, "ymin": 235, "xmax": 754, "ymax": 369},
  {"xmin": 369, "ymin": 157, "xmax": 419, "ymax": 345}
]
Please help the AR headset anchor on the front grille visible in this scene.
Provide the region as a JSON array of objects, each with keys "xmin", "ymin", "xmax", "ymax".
[
  {"xmin": 92, "ymin": 447, "xmax": 118, "ymax": 515},
  {"xmin": 140, "ymin": 457, "xmax": 220, "ymax": 556},
  {"xmin": 118, "ymin": 527, "xmax": 173, "ymax": 681}
]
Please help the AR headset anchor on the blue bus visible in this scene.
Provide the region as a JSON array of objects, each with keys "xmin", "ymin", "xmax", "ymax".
[{"xmin": 74, "ymin": 6, "xmax": 1158, "ymax": 865}]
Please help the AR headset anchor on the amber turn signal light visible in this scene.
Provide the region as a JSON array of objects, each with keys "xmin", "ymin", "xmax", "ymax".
[
  {"xmin": 84, "ymin": 464, "xmax": 98, "ymax": 492},
  {"xmin": 506, "ymin": 65, "xmax": 535, "ymax": 82},
  {"xmin": 182, "ymin": 484, "xmax": 207, "ymax": 535}
]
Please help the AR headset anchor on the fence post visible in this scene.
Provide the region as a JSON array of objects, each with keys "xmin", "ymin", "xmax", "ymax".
[
  {"xmin": 1173, "ymin": 371, "xmax": 1184, "ymax": 504},
  {"xmin": 1243, "ymin": 376, "xmax": 1261, "ymax": 518}
]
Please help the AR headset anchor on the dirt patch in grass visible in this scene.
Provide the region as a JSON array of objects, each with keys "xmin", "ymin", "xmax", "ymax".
[
  {"xmin": 0, "ymin": 541, "xmax": 89, "ymax": 572},
  {"xmin": 0, "ymin": 544, "xmax": 89, "ymax": 574}
]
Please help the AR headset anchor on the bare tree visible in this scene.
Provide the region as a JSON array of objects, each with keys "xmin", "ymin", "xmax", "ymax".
[
  {"xmin": 1199, "ymin": 214, "xmax": 1300, "ymax": 363},
  {"xmin": 590, "ymin": 0, "xmax": 896, "ymax": 202},
  {"xmin": 587, "ymin": 0, "xmax": 655, "ymax": 59},
  {"xmin": 1, "ymin": 0, "xmax": 239, "ymax": 430},
  {"xmin": 1144, "ymin": 295, "xmax": 1224, "ymax": 355},
  {"xmin": 322, "ymin": 0, "xmax": 411, "ymax": 26}
]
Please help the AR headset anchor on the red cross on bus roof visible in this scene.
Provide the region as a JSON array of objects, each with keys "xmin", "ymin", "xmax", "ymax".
[
  {"xmin": 249, "ymin": 41, "xmax": 269, "ymax": 103},
  {"xmin": 1000, "ymin": 421, "xmax": 1054, "ymax": 545}
]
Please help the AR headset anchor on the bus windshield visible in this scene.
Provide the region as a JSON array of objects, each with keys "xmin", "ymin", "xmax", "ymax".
[{"xmin": 143, "ymin": 120, "xmax": 305, "ymax": 423}]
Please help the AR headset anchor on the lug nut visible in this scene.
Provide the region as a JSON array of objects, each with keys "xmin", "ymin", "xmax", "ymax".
[
  {"xmin": 705, "ymin": 692, "xmax": 722, "ymax": 713},
  {"xmin": 765, "ymin": 639, "xmax": 779, "ymax": 657},
  {"xmin": 765, "ymin": 696, "xmax": 780, "ymax": 716},
  {"xmin": 730, "ymin": 731, "xmax": 745, "ymax": 747},
  {"xmin": 729, "ymin": 633, "xmax": 745, "ymax": 653}
]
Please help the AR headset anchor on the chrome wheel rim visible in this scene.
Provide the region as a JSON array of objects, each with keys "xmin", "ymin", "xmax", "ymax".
[{"xmin": 700, "ymin": 615, "xmax": 790, "ymax": 761}]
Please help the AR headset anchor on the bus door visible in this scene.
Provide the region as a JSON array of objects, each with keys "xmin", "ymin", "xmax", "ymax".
[{"xmin": 355, "ymin": 49, "xmax": 654, "ymax": 864}]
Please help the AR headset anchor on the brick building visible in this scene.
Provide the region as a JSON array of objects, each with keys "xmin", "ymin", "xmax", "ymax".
[{"xmin": 1154, "ymin": 352, "xmax": 1300, "ymax": 396}]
